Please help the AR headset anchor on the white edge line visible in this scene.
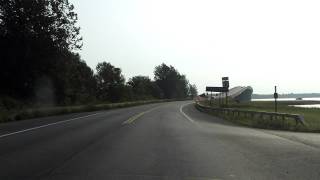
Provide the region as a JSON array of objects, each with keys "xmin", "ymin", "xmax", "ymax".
[
  {"xmin": 0, "ymin": 112, "xmax": 103, "ymax": 139},
  {"xmin": 179, "ymin": 103, "xmax": 195, "ymax": 123}
]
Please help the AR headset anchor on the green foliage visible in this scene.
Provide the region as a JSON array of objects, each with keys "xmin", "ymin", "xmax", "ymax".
[
  {"xmin": 59, "ymin": 53, "xmax": 97, "ymax": 104},
  {"xmin": 128, "ymin": 76, "xmax": 152, "ymax": 96},
  {"xmin": 188, "ymin": 84, "xmax": 198, "ymax": 98},
  {"xmin": 154, "ymin": 63, "xmax": 189, "ymax": 99},
  {"xmin": 0, "ymin": 0, "xmax": 85, "ymax": 103},
  {"xmin": 96, "ymin": 62, "xmax": 125, "ymax": 102},
  {"xmin": 127, "ymin": 76, "xmax": 163, "ymax": 100},
  {"xmin": 0, "ymin": 1, "xmax": 197, "ymax": 117},
  {"xmin": 0, "ymin": 96, "xmax": 23, "ymax": 110}
]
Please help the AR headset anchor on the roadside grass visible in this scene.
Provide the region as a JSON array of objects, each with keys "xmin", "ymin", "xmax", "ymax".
[
  {"xmin": 198, "ymin": 100, "xmax": 320, "ymax": 132},
  {"xmin": 0, "ymin": 99, "xmax": 180, "ymax": 123}
]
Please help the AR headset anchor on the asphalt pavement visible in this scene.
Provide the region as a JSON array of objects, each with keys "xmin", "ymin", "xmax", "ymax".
[{"xmin": 0, "ymin": 101, "xmax": 320, "ymax": 180}]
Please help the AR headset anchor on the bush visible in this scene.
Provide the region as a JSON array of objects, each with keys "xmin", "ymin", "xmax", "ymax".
[{"xmin": 0, "ymin": 96, "xmax": 24, "ymax": 111}]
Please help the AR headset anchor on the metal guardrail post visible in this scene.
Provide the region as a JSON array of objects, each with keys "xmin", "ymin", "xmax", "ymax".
[{"xmin": 298, "ymin": 115, "xmax": 305, "ymax": 126}]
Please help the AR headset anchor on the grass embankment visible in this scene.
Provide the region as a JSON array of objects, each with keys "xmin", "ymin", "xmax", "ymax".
[
  {"xmin": 198, "ymin": 100, "xmax": 320, "ymax": 132},
  {"xmin": 0, "ymin": 99, "xmax": 180, "ymax": 123}
]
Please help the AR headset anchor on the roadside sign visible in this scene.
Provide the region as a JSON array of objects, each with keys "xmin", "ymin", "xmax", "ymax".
[
  {"xmin": 206, "ymin": 86, "xmax": 214, "ymax": 91},
  {"xmin": 207, "ymin": 76, "xmax": 230, "ymax": 107},
  {"xmin": 222, "ymin": 77, "xmax": 229, "ymax": 88},
  {"xmin": 206, "ymin": 86, "xmax": 228, "ymax": 92},
  {"xmin": 223, "ymin": 81, "xmax": 229, "ymax": 88}
]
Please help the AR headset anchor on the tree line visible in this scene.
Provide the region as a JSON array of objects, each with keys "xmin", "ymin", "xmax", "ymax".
[{"xmin": 0, "ymin": 0, "xmax": 197, "ymax": 108}]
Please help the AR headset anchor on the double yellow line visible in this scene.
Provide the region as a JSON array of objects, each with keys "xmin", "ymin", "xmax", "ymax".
[{"xmin": 122, "ymin": 106, "xmax": 162, "ymax": 125}]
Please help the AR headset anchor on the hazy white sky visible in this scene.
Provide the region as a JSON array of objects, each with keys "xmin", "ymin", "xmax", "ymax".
[{"xmin": 71, "ymin": 0, "xmax": 320, "ymax": 94}]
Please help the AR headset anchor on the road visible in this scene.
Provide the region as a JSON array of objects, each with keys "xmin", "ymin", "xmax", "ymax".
[{"xmin": 0, "ymin": 101, "xmax": 320, "ymax": 180}]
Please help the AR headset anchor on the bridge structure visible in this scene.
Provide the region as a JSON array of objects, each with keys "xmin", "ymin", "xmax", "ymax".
[{"xmin": 213, "ymin": 86, "xmax": 253, "ymax": 103}]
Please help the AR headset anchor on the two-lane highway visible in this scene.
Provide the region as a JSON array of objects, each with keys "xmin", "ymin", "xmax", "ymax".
[{"xmin": 1, "ymin": 101, "xmax": 320, "ymax": 180}]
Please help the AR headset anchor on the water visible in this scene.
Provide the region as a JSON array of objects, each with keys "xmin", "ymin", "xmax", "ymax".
[
  {"xmin": 252, "ymin": 97, "xmax": 320, "ymax": 101},
  {"xmin": 290, "ymin": 104, "xmax": 320, "ymax": 108},
  {"xmin": 252, "ymin": 97, "xmax": 320, "ymax": 108}
]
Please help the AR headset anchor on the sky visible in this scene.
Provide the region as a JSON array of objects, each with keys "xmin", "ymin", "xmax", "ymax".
[{"xmin": 70, "ymin": 0, "xmax": 320, "ymax": 94}]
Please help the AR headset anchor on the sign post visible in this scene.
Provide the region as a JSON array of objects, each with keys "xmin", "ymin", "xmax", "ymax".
[
  {"xmin": 274, "ymin": 86, "xmax": 278, "ymax": 112},
  {"xmin": 206, "ymin": 86, "xmax": 228, "ymax": 107},
  {"xmin": 206, "ymin": 77, "xmax": 230, "ymax": 107},
  {"xmin": 222, "ymin": 77, "xmax": 229, "ymax": 106}
]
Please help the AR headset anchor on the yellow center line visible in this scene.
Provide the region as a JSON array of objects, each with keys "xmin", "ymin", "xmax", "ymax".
[{"xmin": 122, "ymin": 106, "xmax": 162, "ymax": 125}]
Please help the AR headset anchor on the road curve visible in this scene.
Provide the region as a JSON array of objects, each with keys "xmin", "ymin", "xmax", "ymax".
[{"xmin": 0, "ymin": 101, "xmax": 320, "ymax": 180}]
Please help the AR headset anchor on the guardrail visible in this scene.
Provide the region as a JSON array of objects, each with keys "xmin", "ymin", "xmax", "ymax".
[{"xmin": 195, "ymin": 102, "xmax": 305, "ymax": 126}]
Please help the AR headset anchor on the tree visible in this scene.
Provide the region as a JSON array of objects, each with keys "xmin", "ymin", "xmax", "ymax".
[
  {"xmin": 0, "ymin": 0, "xmax": 82, "ymax": 103},
  {"xmin": 154, "ymin": 63, "xmax": 189, "ymax": 99},
  {"xmin": 128, "ymin": 76, "xmax": 152, "ymax": 99},
  {"xmin": 150, "ymin": 82, "xmax": 164, "ymax": 99},
  {"xmin": 96, "ymin": 62, "xmax": 125, "ymax": 102},
  {"xmin": 188, "ymin": 84, "xmax": 198, "ymax": 98},
  {"xmin": 127, "ymin": 76, "xmax": 163, "ymax": 99},
  {"xmin": 58, "ymin": 53, "xmax": 97, "ymax": 104}
]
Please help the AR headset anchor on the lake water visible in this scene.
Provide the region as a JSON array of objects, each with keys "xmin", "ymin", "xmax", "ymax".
[
  {"xmin": 290, "ymin": 104, "xmax": 320, "ymax": 108},
  {"xmin": 252, "ymin": 97, "xmax": 320, "ymax": 108},
  {"xmin": 252, "ymin": 97, "xmax": 320, "ymax": 101}
]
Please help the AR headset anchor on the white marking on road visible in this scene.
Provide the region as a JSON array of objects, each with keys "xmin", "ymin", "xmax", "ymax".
[
  {"xmin": 180, "ymin": 103, "xmax": 195, "ymax": 123},
  {"xmin": 0, "ymin": 112, "xmax": 103, "ymax": 138}
]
